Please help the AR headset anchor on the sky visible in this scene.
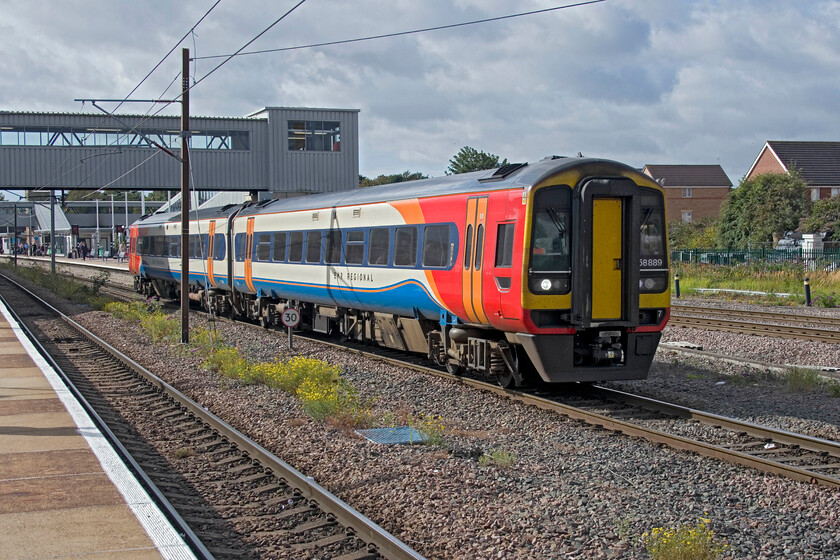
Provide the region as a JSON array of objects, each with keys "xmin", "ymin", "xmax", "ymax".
[{"xmin": 1, "ymin": 0, "xmax": 839, "ymax": 185}]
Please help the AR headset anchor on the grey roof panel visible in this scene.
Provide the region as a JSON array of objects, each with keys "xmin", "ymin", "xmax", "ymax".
[{"xmin": 767, "ymin": 141, "xmax": 840, "ymax": 185}]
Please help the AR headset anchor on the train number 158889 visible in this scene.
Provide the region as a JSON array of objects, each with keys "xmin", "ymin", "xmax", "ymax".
[{"xmin": 640, "ymin": 258, "xmax": 664, "ymax": 268}]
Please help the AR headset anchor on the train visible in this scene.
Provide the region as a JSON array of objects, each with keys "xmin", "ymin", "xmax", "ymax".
[{"xmin": 129, "ymin": 156, "xmax": 670, "ymax": 387}]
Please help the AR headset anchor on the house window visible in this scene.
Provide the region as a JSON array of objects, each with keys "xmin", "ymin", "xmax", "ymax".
[
  {"xmin": 832, "ymin": 188, "xmax": 840, "ymax": 197},
  {"xmin": 682, "ymin": 188, "xmax": 692, "ymax": 198},
  {"xmin": 812, "ymin": 188, "xmax": 821, "ymax": 202},
  {"xmin": 681, "ymin": 211, "xmax": 692, "ymax": 223},
  {"xmin": 288, "ymin": 121, "xmax": 341, "ymax": 151}
]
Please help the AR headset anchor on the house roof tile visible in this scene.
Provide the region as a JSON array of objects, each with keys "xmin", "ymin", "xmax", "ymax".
[
  {"xmin": 766, "ymin": 141, "xmax": 840, "ymax": 186},
  {"xmin": 643, "ymin": 164, "xmax": 732, "ymax": 188}
]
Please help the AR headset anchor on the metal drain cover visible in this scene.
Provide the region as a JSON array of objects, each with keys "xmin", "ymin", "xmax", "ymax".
[{"xmin": 355, "ymin": 427, "xmax": 428, "ymax": 445}]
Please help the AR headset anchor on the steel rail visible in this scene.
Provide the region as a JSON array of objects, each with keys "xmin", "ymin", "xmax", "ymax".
[
  {"xmin": 0, "ymin": 278, "xmax": 213, "ymax": 559},
  {"xmin": 672, "ymin": 304, "xmax": 840, "ymax": 329},
  {"xmin": 669, "ymin": 315, "xmax": 840, "ymax": 343},
  {"xmin": 3, "ymin": 274, "xmax": 425, "ymax": 560},
  {"xmin": 590, "ymin": 386, "xmax": 840, "ymax": 458}
]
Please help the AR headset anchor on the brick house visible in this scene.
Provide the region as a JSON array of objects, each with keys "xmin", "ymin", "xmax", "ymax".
[
  {"xmin": 746, "ymin": 141, "xmax": 840, "ymax": 202},
  {"xmin": 642, "ymin": 164, "xmax": 732, "ymax": 223}
]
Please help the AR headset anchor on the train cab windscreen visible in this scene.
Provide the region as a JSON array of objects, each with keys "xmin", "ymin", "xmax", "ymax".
[
  {"xmin": 529, "ymin": 185, "xmax": 571, "ymax": 295},
  {"xmin": 639, "ymin": 188, "xmax": 668, "ymax": 293}
]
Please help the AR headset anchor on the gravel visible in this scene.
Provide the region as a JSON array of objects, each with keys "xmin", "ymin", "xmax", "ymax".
[{"xmin": 12, "ymin": 262, "xmax": 840, "ymax": 559}]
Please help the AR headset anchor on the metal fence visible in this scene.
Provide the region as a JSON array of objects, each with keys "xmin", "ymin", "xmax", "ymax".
[{"xmin": 670, "ymin": 248, "xmax": 840, "ymax": 270}]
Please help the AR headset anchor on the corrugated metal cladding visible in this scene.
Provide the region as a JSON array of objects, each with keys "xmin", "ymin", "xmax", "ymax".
[
  {"xmin": 250, "ymin": 107, "xmax": 360, "ymax": 194},
  {"xmin": 0, "ymin": 107, "xmax": 359, "ymax": 194}
]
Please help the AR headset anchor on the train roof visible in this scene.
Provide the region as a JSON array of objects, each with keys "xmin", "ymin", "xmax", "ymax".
[
  {"xmin": 240, "ymin": 156, "xmax": 643, "ymax": 216},
  {"xmin": 134, "ymin": 157, "xmax": 646, "ymax": 225}
]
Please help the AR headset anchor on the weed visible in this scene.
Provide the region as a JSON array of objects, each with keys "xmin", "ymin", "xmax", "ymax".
[
  {"xmin": 642, "ymin": 518, "xmax": 726, "ymax": 560},
  {"xmin": 139, "ymin": 311, "xmax": 180, "ymax": 344},
  {"xmin": 478, "ymin": 449, "xmax": 516, "ymax": 468},
  {"xmin": 411, "ymin": 414, "xmax": 448, "ymax": 446},
  {"xmin": 810, "ymin": 292, "xmax": 840, "ymax": 308},
  {"xmin": 786, "ymin": 367, "xmax": 821, "ymax": 393},
  {"xmin": 173, "ymin": 446, "xmax": 195, "ymax": 459}
]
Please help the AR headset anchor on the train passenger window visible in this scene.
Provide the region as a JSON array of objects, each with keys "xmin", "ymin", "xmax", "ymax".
[
  {"xmin": 200, "ymin": 234, "xmax": 210, "ymax": 259},
  {"xmin": 368, "ymin": 228, "xmax": 389, "ymax": 265},
  {"xmin": 255, "ymin": 233, "xmax": 271, "ymax": 262},
  {"xmin": 422, "ymin": 225, "xmax": 450, "ymax": 268},
  {"xmin": 306, "ymin": 231, "xmax": 322, "ymax": 263},
  {"xmin": 345, "ymin": 230, "xmax": 364, "ymax": 265},
  {"xmin": 214, "ymin": 234, "xmax": 225, "ymax": 260},
  {"xmin": 326, "ymin": 230, "xmax": 342, "ymax": 264},
  {"xmin": 463, "ymin": 225, "xmax": 473, "ymax": 269},
  {"xmin": 155, "ymin": 236, "xmax": 165, "ymax": 256},
  {"xmin": 234, "ymin": 233, "xmax": 245, "ymax": 261},
  {"xmin": 169, "ymin": 237, "xmax": 179, "ymax": 258},
  {"xmin": 289, "ymin": 232, "xmax": 303, "ymax": 262},
  {"xmin": 474, "ymin": 224, "xmax": 484, "ymax": 270},
  {"xmin": 273, "ymin": 232, "xmax": 287, "ymax": 262},
  {"xmin": 495, "ymin": 223, "xmax": 515, "ymax": 268},
  {"xmin": 394, "ymin": 227, "xmax": 417, "ymax": 267}
]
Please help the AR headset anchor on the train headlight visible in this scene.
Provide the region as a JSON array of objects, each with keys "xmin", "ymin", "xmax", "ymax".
[
  {"xmin": 639, "ymin": 275, "xmax": 667, "ymax": 293},
  {"xmin": 540, "ymin": 278, "xmax": 552, "ymax": 291}
]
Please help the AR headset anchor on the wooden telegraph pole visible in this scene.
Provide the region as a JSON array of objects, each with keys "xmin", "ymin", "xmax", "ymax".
[{"xmin": 180, "ymin": 47, "xmax": 190, "ymax": 344}]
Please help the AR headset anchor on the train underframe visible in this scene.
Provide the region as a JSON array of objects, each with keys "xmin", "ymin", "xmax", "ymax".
[{"xmin": 136, "ymin": 277, "xmax": 658, "ymax": 388}]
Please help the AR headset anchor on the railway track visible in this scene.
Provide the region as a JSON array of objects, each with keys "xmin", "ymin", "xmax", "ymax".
[
  {"xmin": 296, "ymin": 335, "xmax": 840, "ymax": 489},
  {"xmin": 671, "ymin": 304, "xmax": 840, "ymax": 343},
  {"xmin": 0, "ymin": 273, "xmax": 424, "ymax": 560},
  {"xmin": 11, "ymin": 259, "xmax": 840, "ymax": 489}
]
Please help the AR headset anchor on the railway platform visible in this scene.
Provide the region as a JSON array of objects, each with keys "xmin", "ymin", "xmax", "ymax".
[{"xmin": 0, "ymin": 300, "xmax": 194, "ymax": 559}]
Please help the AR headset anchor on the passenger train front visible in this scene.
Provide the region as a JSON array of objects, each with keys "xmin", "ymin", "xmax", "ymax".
[{"xmin": 130, "ymin": 156, "xmax": 669, "ymax": 387}]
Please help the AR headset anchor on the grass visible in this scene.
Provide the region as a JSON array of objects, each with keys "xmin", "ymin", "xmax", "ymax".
[
  {"xmin": 478, "ymin": 449, "xmax": 516, "ymax": 468},
  {"xmin": 642, "ymin": 518, "xmax": 726, "ymax": 560},
  {"xmin": 672, "ymin": 261, "xmax": 840, "ymax": 306},
  {"xmin": 785, "ymin": 367, "xmax": 822, "ymax": 393},
  {"xmin": 0, "ymin": 261, "xmax": 113, "ymax": 308}
]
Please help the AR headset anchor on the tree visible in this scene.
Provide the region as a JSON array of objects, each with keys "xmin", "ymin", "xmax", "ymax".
[
  {"xmin": 359, "ymin": 170, "xmax": 428, "ymax": 188},
  {"xmin": 716, "ymin": 171, "xmax": 809, "ymax": 248},
  {"xmin": 801, "ymin": 195, "xmax": 840, "ymax": 235},
  {"xmin": 669, "ymin": 216, "xmax": 719, "ymax": 249},
  {"xmin": 446, "ymin": 146, "xmax": 507, "ymax": 175}
]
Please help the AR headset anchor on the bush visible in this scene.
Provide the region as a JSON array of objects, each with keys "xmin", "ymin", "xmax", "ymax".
[
  {"xmin": 139, "ymin": 311, "xmax": 180, "ymax": 344},
  {"xmin": 642, "ymin": 518, "xmax": 726, "ymax": 560}
]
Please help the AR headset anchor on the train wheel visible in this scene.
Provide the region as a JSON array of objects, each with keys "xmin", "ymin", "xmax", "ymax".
[
  {"xmin": 494, "ymin": 344, "xmax": 523, "ymax": 389},
  {"xmin": 259, "ymin": 315, "xmax": 271, "ymax": 329}
]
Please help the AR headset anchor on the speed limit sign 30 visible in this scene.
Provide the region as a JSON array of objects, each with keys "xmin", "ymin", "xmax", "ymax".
[{"xmin": 281, "ymin": 308, "xmax": 301, "ymax": 328}]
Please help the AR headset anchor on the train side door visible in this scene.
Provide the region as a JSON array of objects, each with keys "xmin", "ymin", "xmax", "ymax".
[
  {"xmin": 245, "ymin": 217, "xmax": 256, "ymax": 293},
  {"xmin": 207, "ymin": 220, "xmax": 217, "ymax": 287},
  {"xmin": 461, "ymin": 196, "xmax": 489, "ymax": 324}
]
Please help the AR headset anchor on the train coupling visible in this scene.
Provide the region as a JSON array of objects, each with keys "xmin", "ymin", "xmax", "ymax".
[{"xmin": 590, "ymin": 330, "xmax": 624, "ymax": 364}]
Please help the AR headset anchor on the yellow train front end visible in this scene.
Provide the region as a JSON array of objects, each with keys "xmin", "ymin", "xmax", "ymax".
[{"xmin": 511, "ymin": 159, "xmax": 669, "ymax": 383}]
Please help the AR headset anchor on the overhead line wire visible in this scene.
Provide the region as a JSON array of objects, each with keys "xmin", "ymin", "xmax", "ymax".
[
  {"xmin": 28, "ymin": 1, "xmax": 222, "ymax": 196},
  {"xmin": 192, "ymin": 0, "xmax": 605, "ymax": 61},
  {"xmin": 190, "ymin": 0, "xmax": 308, "ymax": 89}
]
